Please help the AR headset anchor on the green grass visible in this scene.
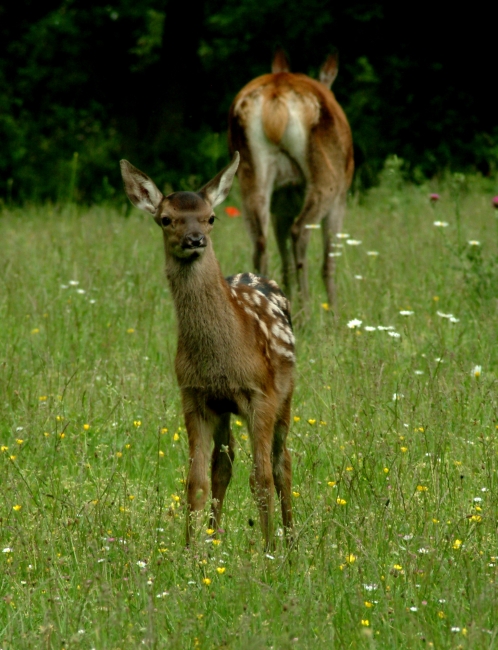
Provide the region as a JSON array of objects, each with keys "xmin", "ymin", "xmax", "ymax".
[{"xmin": 1, "ymin": 171, "xmax": 498, "ymax": 649}]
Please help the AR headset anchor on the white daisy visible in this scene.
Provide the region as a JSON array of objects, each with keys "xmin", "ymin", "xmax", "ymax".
[{"xmin": 347, "ymin": 319, "xmax": 362, "ymax": 329}]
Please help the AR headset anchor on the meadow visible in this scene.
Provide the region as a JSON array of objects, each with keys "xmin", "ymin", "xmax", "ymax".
[{"xmin": 1, "ymin": 164, "xmax": 498, "ymax": 649}]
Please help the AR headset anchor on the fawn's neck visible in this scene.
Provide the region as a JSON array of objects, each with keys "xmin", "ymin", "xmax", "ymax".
[{"xmin": 165, "ymin": 243, "xmax": 239, "ymax": 384}]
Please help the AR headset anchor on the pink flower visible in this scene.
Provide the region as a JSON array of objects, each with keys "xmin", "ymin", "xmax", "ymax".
[
  {"xmin": 225, "ymin": 206, "xmax": 241, "ymax": 217},
  {"xmin": 492, "ymin": 196, "xmax": 498, "ymax": 209},
  {"xmin": 429, "ymin": 193, "xmax": 440, "ymax": 203}
]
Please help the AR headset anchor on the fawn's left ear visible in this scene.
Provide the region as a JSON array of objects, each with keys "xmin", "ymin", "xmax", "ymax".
[
  {"xmin": 120, "ymin": 160, "xmax": 164, "ymax": 214},
  {"xmin": 199, "ymin": 152, "xmax": 240, "ymax": 208}
]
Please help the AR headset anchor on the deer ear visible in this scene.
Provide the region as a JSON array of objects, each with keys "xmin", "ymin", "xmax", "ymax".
[
  {"xmin": 272, "ymin": 47, "xmax": 290, "ymax": 73},
  {"xmin": 120, "ymin": 160, "xmax": 163, "ymax": 214},
  {"xmin": 199, "ymin": 152, "xmax": 240, "ymax": 208},
  {"xmin": 319, "ymin": 52, "xmax": 339, "ymax": 89}
]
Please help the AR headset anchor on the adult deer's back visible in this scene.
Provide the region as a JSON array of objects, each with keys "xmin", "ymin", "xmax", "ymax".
[{"xmin": 229, "ymin": 50, "xmax": 354, "ymax": 307}]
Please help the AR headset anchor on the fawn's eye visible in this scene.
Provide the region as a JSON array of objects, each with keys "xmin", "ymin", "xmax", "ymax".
[
  {"xmin": 208, "ymin": 215, "xmax": 215, "ymax": 225},
  {"xmin": 161, "ymin": 216, "xmax": 172, "ymax": 227}
]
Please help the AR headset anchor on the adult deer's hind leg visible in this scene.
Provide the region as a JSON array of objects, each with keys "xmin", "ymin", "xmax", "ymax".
[
  {"xmin": 271, "ymin": 185, "xmax": 303, "ymax": 298},
  {"xmin": 291, "ymin": 188, "xmax": 330, "ymax": 303},
  {"xmin": 238, "ymin": 156, "xmax": 275, "ymax": 276},
  {"xmin": 210, "ymin": 413, "xmax": 235, "ymax": 533},
  {"xmin": 321, "ymin": 191, "xmax": 346, "ymax": 307}
]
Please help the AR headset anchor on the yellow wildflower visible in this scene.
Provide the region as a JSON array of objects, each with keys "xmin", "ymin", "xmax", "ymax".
[
  {"xmin": 293, "ymin": 416, "xmax": 300, "ymax": 422},
  {"xmin": 173, "ymin": 433, "xmax": 180, "ymax": 442},
  {"xmin": 159, "ymin": 450, "xmax": 165, "ymax": 457},
  {"xmin": 216, "ymin": 567, "xmax": 226, "ymax": 574},
  {"xmin": 133, "ymin": 420, "xmax": 141, "ymax": 428},
  {"xmin": 83, "ymin": 424, "xmax": 90, "ymax": 431},
  {"xmin": 202, "ymin": 578, "xmax": 211, "ymax": 586},
  {"xmin": 13, "ymin": 505, "xmax": 22, "ymax": 511},
  {"xmin": 346, "ymin": 554, "xmax": 356, "ymax": 564},
  {"xmin": 452, "ymin": 539, "xmax": 462, "ymax": 550},
  {"xmin": 361, "ymin": 620, "xmax": 370, "ymax": 627},
  {"xmin": 336, "ymin": 498, "xmax": 347, "ymax": 505},
  {"xmin": 416, "ymin": 485, "xmax": 428, "ymax": 492},
  {"xmin": 307, "ymin": 419, "xmax": 316, "ymax": 425}
]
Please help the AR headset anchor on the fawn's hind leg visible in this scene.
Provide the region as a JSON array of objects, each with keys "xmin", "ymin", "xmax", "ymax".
[
  {"xmin": 248, "ymin": 400, "xmax": 277, "ymax": 550},
  {"xmin": 272, "ymin": 394, "xmax": 293, "ymax": 540}
]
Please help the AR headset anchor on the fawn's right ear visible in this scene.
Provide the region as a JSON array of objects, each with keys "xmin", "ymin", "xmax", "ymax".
[{"xmin": 120, "ymin": 160, "xmax": 163, "ymax": 214}]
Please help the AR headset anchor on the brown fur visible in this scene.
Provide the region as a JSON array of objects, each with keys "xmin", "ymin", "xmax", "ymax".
[
  {"xmin": 228, "ymin": 53, "xmax": 354, "ymax": 307},
  {"xmin": 120, "ymin": 156, "xmax": 295, "ymax": 549}
]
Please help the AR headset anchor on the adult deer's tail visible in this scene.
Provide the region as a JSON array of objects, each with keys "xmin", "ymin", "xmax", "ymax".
[{"xmin": 261, "ymin": 91, "xmax": 289, "ymax": 144}]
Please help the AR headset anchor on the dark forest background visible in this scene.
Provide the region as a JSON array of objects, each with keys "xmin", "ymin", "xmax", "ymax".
[{"xmin": 1, "ymin": 0, "xmax": 496, "ymax": 202}]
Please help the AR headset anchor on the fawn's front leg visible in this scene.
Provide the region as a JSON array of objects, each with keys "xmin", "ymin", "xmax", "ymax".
[
  {"xmin": 210, "ymin": 413, "xmax": 235, "ymax": 533},
  {"xmin": 183, "ymin": 405, "xmax": 215, "ymax": 546}
]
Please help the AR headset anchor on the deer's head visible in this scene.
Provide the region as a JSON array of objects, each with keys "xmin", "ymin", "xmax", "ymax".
[{"xmin": 120, "ymin": 153, "xmax": 240, "ymax": 260}]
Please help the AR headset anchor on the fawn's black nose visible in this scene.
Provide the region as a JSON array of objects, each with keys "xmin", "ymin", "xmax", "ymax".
[{"xmin": 183, "ymin": 233, "xmax": 206, "ymax": 249}]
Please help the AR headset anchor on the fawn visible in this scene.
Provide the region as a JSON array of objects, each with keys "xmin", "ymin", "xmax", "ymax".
[
  {"xmin": 229, "ymin": 48, "xmax": 354, "ymax": 306},
  {"xmin": 120, "ymin": 152, "xmax": 294, "ymax": 548}
]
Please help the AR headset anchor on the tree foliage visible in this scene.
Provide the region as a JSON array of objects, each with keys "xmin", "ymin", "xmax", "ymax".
[{"xmin": 0, "ymin": 0, "xmax": 496, "ymax": 201}]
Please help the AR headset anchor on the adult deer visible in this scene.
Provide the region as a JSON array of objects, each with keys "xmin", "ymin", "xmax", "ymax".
[
  {"xmin": 229, "ymin": 49, "xmax": 354, "ymax": 306},
  {"xmin": 120, "ymin": 153, "xmax": 294, "ymax": 549}
]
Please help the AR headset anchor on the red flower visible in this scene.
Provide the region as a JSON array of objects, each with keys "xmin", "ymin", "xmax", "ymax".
[
  {"xmin": 429, "ymin": 193, "xmax": 440, "ymax": 203},
  {"xmin": 492, "ymin": 196, "xmax": 498, "ymax": 209},
  {"xmin": 225, "ymin": 206, "xmax": 241, "ymax": 217}
]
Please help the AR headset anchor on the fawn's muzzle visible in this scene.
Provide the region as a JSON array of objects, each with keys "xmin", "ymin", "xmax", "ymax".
[{"xmin": 182, "ymin": 233, "xmax": 206, "ymax": 249}]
